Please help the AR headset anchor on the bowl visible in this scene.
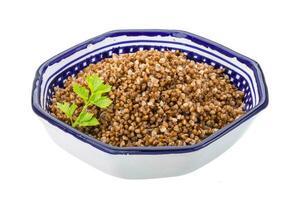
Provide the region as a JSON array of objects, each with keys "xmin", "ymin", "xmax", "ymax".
[{"xmin": 31, "ymin": 29, "xmax": 268, "ymax": 179}]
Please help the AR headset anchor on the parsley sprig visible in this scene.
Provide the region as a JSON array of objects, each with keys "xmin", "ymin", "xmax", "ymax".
[{"xmin": 57, "ymin": 74, "xmax": 112, "ymax": 127}]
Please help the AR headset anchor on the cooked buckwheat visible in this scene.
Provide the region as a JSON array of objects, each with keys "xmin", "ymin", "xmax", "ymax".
[{"xmin": 50, "ymin": 50, "xmax": 245, "ymax": 147}]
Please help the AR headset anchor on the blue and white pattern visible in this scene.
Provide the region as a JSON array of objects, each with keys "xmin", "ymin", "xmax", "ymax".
[{"xmin": 32, "ymin": 30, "xmax": 268, "ymax": 155}]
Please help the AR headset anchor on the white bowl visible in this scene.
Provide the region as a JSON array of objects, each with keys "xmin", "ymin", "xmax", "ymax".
[{"xmin": 32, "ymin": 30, "xmax": 268, "ymax": 179}]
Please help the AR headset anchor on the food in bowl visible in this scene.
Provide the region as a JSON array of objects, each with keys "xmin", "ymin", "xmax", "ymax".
[{"xmin": 50, "ymin": 50, "xmax": 245, "ymax": 147}]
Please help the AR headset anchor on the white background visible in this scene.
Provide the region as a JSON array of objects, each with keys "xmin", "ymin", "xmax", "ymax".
[{"xmin": 0, "ymin": 0, "xmax": 299, "ymax": 199}]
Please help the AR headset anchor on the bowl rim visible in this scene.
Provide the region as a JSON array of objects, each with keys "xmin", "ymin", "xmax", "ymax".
[{"xmin": 31, "ymin": 29, "xmax": 269, "ymax": 155}]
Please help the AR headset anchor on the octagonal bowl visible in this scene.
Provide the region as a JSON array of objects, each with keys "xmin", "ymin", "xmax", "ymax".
[{"xmin": 32, "ymin": 29, "xmax": 268, "ymax": 179}]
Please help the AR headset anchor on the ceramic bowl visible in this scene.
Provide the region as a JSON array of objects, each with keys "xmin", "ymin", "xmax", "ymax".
[{"xmin": 32, "ymin": 30, "xmax": 268, "ymax": 179}]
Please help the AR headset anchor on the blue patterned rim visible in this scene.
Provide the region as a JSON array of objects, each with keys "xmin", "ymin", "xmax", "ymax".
[{"xmin": 31, "ymin": 29, "xmax": 269, "ymax": 155}]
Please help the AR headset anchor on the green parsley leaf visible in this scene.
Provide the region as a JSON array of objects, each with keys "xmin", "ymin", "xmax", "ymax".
[
  {"xmin": 57, "ymin": 102, "xmax": 77, "ymax": 118},
  {"xmin": 73, "ymin": 111, "xmax": 99, "ymax": 127},
  {"xmin": 68, "ymin": 103, "xmax": 78, "ymax": 117},
  {"xmin": 78, "ymin": 117, "xmax": 99, "ymax": 126},
  {"xmin": 86, "ymin": 74, "xmax": 104, "ymax": 93},
  {"xmin": 73, "ymin": 83, "xmax": 89, "ymax": 102},
  {"xmin": 95, "ymin": 84, "xmax": 111, "ymax": 94},
  {"xmin": 90, "ymin": 96, "xmax": 112, "ymax": 108}
]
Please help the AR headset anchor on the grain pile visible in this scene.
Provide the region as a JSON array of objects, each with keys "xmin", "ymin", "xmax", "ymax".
[{"xmin": 50, "ymin": 50, "xmax": 245, "ymax": 147}]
